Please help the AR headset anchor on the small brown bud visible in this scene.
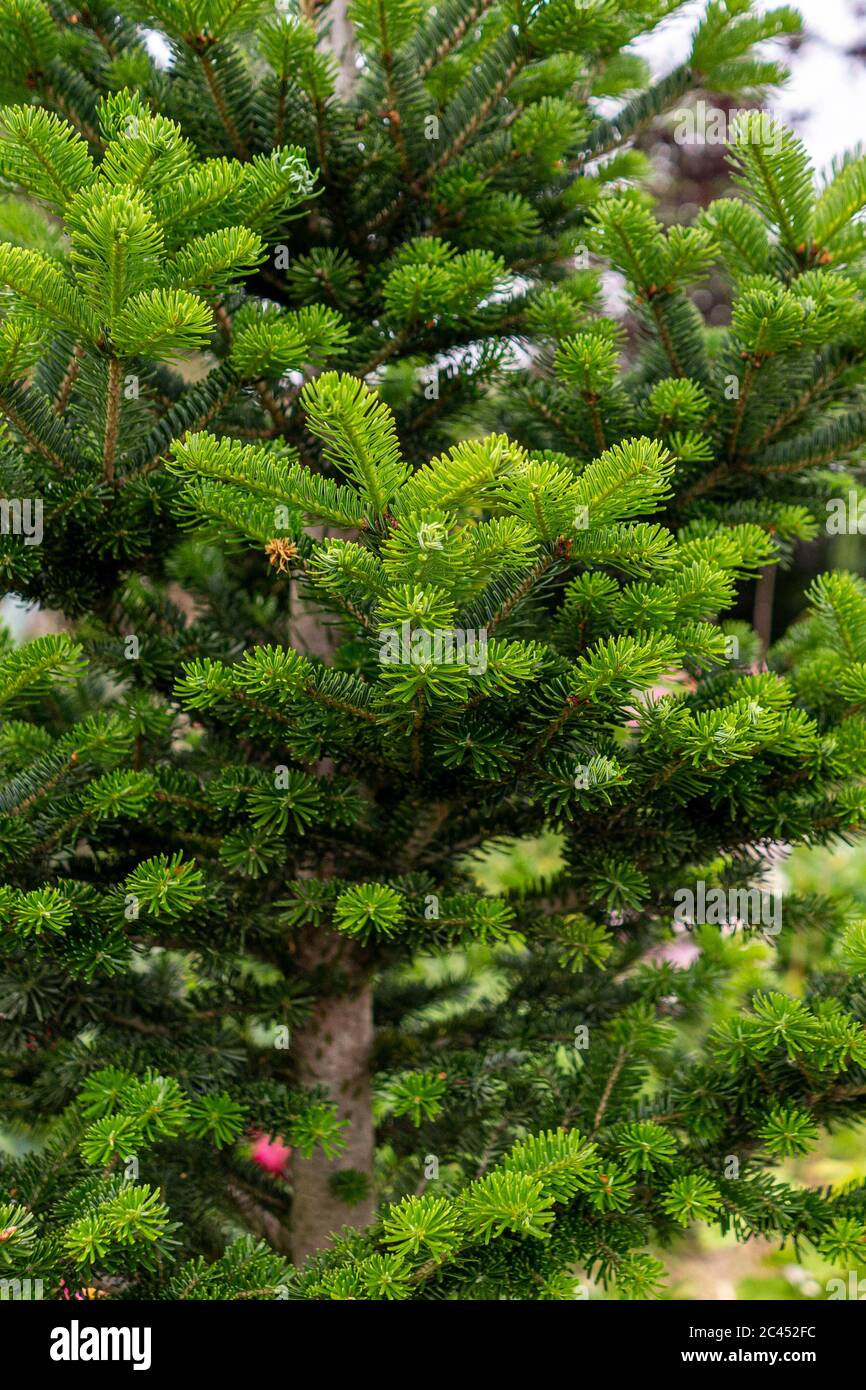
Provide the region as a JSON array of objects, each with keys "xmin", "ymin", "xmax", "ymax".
[{"xmin": 265, "ymin": 538, "xmax": 300, "ymax": 574}]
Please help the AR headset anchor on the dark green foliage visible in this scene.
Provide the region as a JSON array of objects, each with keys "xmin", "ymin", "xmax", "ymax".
[{"xmin": 498, "ymin": 113, "xmax": 866, "ymax": 541}]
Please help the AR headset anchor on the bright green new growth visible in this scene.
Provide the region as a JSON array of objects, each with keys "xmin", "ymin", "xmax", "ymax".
[{"xmin": 503, "ymin": 111, "xmax": 866, "ymax": 533}]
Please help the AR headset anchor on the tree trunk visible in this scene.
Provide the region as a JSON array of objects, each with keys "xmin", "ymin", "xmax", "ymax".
[
  {"xmin": 301, "ymin": 0, "xmax": 357, "ymax": 99},
  {"xmin": 288, "ymin": 522, "xmax": 375, "ymax": 1261},
  {"xmin": 753, "ymin": 563, "xmax": 777, "ymax": 659},
  {"xmin": 287, "ymin": 9, "xmax": 370, "ymax": 1264},
  {"xmin": 291, "ymin": 929, "xmax": 376, "ymax": 1264},
  {"xmin": 325, "ymin": 0, "xmax": 357, "ymax": 100}
]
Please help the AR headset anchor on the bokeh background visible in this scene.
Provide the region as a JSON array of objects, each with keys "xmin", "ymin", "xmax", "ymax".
[{"xmin": 469, "ymin": 1, "xmax": 866, "ymax": 1299}]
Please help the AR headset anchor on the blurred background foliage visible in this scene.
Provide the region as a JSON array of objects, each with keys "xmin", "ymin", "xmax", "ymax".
[
  {"xmin": 646, "ymin": 9, "xmax": 866, "ymax": 1295},
  {"xmin": 412, "ymin": 831, "xmax": 866, "ymax": 1301},
  {"xmin": 636, "ymin": 0, "xmax": 866, "ymax": 650}
]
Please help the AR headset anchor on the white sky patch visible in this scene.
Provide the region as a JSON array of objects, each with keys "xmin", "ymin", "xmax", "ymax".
[
  {"xmin": 144, "ymin": 28, "xmax": 171, "ymax": 68},
  {"xmin": 634, "ymin": 0, "xmax": 866, "ymax": 172}
]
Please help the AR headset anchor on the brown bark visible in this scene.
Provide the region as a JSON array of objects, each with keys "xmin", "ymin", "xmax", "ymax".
[
  {"xmin": 290, "ymin": 929, "xmax": 376, "ymax": 1264},
  {"xmin": 103, "ymin": 354, "xmax": 122, "ymax": 483},
  {"xmin": 752, "ymin": 563, "xmax": 777, "ymax": 658},
  {"xmin": 287, "ymin": 509, "xmax": 377, "ymax": 1262},
  {"xmin": 228, "ymin": 1181, "xmax": 294, "ymax": 1256},
  {"xmin": 286, "ymin": 13, "xmax": 372, "ymax": 1263},
  {"xmin": 315, "ymin": 0, "xmax": 357, "ymax": 100}
]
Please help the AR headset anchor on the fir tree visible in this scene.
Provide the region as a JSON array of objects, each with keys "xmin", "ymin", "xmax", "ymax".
[{"xmin": 2, "ymin": 0, "xmax": 866, "ymax": 1303}]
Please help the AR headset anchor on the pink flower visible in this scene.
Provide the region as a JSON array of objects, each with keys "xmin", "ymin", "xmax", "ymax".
[{"xmin": 250, "ymin": 1133, "xmax": 292, "ymax": 1177}]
